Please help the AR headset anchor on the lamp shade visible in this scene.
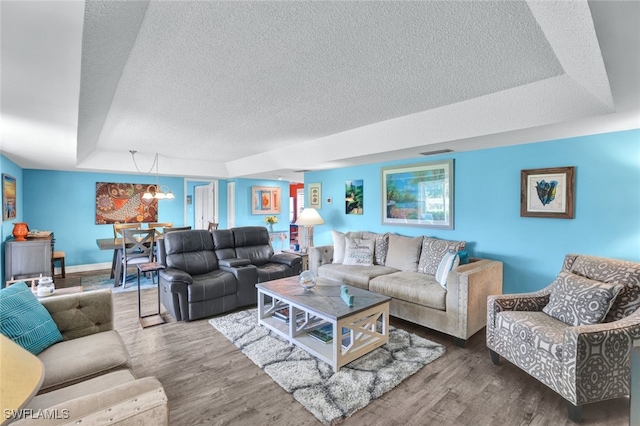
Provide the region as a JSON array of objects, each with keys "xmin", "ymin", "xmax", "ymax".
[{"xmin": 295, "ymin": 208, "xmax": 325, "ymax": 226}]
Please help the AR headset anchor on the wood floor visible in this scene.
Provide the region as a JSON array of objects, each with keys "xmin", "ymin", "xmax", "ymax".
[{"xmin": 56, "ymin": 271, "xmax": 630, "ymax": 426}]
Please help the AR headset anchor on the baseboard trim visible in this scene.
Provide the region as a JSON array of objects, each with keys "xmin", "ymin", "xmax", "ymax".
[{"xmin": 54, "ymin": 262, "xmax": 111, "ymax": 275}]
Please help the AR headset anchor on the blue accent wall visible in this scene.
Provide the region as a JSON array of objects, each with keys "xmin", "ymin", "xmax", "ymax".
[
  {"xmin": 229, "ymin": 178, "xmax": 291, "ymax": 249},
  {"xmin": 1, "ymin": 155, "xmax": 24, "ymax": 285},
  {"xmin": 21, "ymin": 170, "xmax": 185, "ymax": 271},
  {"xmin": 305, "ymin": 129, "xmax": 640, "ymax": 294}
]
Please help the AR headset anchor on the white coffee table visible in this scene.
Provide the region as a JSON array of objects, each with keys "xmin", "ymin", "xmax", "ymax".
[{"xmin": 256, "ymin": 276, "xmax": 390, "ymax": 372}]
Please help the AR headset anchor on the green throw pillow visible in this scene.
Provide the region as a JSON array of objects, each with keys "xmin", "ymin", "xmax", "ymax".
[
  {"xmin": 458, "ymin": 251, "xmax": 470, "ymax": 265},
  {"xmin": 0, "ymin": 282, "xmax": 63, "ymax": 354}
]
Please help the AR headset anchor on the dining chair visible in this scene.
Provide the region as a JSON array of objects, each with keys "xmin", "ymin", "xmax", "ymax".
[
  {"xmin": 113, "ymin": 223, "xmax": 141, "ymax": 238},
  {"xmin": 147, "ymin": 222, "xmax": 173, "ymax": 238},
  {"xmin": 120, "ymin": 229, "xmax": 155, "ymax": 288},
  {"xmin": 208, "ymin": 222, "xmax": 219, "ymax": 232}
]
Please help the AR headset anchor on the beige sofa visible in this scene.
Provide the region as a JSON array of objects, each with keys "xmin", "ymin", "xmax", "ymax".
[
  {"xmin": 309, "ymin": 232, "xmax": 503, "ymax": 346},
  {"xmin": 13, "ymin": 290, "xmax": 169, "ymax": 425}
]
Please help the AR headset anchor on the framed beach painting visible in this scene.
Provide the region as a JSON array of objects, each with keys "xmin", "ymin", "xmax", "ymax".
[
  {"xmin": 381, "ymin": 160, "xmax": 454, "ymax": 229},
  {"xmin": 2, "ymin": 174, "xmax": 17, "ymax": 221},
  {"xmin": 252, "ymin": 186, "xmax": 281, "ymax": 214},
  {"xmin": 345, "ymin": 180, "xmax": 363, "ymax": 215},
  {"xmin": 521, "ymin": 166, "xmax": 575, "ymax": 219}
]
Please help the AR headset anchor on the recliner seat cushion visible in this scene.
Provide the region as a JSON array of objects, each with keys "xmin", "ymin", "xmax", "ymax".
[
  {"xmin": 370, "ymin": 271, "xmax": 447, "ymax": 311},
  {"xmin": 188, "ymin": 270, "xmax": 238, "ymax": 302},
  {"xmin": 235, "ymin": 245, "xmax": 273, "ymax": 266},
  {"xmin": 318, "ymin": 264, "xmax": 397, "ymax": 289},
  {"xmin": 38, "ymin": 330, "xmax": 132, "ymax": 392},
  {"xmin": 256, "ymin": 263, "xmax": 290, "ymax": 282},
  {"xmin": 495, "ymin": 311, "xmax": 566, "ymax": 361},
  {"xmin": 164, "ymin": 230, "xmax": 219, "ymax": 275}
]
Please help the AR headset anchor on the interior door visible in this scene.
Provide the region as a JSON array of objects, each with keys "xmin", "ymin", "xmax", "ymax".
[{"xmin": 194, "ymin": 183, "xmax": 216, "ymax": 230}]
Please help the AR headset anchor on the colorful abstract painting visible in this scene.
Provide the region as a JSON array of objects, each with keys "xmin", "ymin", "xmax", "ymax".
[
  {"xmin": 251, "ymin": 186, "xmax": 281, "ymax": 214},
  {"xmin": 95, "ymin": 182, "xmax": 158, "ymax": 224},
  {"xmin": 2, "ymin": 174, "xmax": 16, "ymax": 221}
]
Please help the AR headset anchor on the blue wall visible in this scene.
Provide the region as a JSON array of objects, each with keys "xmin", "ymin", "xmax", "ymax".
[
  {"xmin": 0, "ymin": 155, "xmax": 24, "ymax": 284},
  {"xmin": 305, "ymin": 129, "xmax": 640, "ymax": 294},
  {"xmin": 22, "ymin": 170, "xmax": 185, "ymax": 270},
  {"xmin": 229, "ymin": 178, "xmax": 291, "ymax": 248}
]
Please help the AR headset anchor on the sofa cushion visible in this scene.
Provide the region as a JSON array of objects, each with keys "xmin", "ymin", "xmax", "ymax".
[
  {"xmin": 38, "ymin": 330, "xmax": 132, "ymax": 392},
  {"xmin": 318, "ymin": 264, "xmax": 397, "ymax": 290},
  {"xmin": 370, "ymin": 272, "xmax": 446, "ymax": 311},
  {"xmin": 384, "ymin": 234, "xmax": 423, "ymax": 272},
  {"xmin": 164, "ymin": 230, "xmax": 219, "ymax": 275},
  {"xmin": 361, "ymin": 232, "xmax": 390, "ymax": 265},
  {"xmin": 0, "ymin": 282, "xmax": 63, "ymax": 355},
  {"xmin": 542, "ymin": 271, "xmax": 623, "ymax": 326},
  {"xmin": 496, "ymin": 311, "xmax": 566, "ymax": 361},
  {"xmin": 435, "ymin": 251, "xmax": 460, "ymax": 288},
  {"xmin": 417, "ymin": 237, "xmax": 466, "ymax": 276},
  {"xmin": 343, "ymin": 237, "xmax": 375, "ymax": 266},
  {"xmin": 331, "ymin": 230, "xmax": 362, "ymax": 264},
  {"xmin": 256, "ymin": 263, "xmax": 291, "ymax": 282},
  {"xmin": 189, "ymin": 270, "xmax": 238, "ymax": 302}
]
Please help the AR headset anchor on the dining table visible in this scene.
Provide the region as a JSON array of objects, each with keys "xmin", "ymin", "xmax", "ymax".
[{"xmin": 96, "ymin": 237, "xmax": 162, "ymax": 287}]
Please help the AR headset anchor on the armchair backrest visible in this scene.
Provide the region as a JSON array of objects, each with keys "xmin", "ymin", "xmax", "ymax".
[
  {"xmin": 563, "ymin": 254, "xmax": 640, "ymax": 322},
  {"xmin": 163, "ymin": 230, "xmax": 219, "ymax": 275},
  {"xmin": 232, "ymin": 226, "xmax": 274, "ymax": 266}
]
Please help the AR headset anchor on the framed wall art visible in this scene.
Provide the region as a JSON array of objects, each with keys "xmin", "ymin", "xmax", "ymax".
[
  {"xmin": 252, "ymin": 186, "xmax": 281, "ymax": 214},
  {"xmin": 345, "ymin": 179, "xmax": 363, "ymax": 215},
  {"xmin": 96, "ymin": 182, "xmax": 158, "ymax": 224},
  {"xmin": 381, "ymin": 160, "xmax": 454, "ymax": 229},
  {"xmin": 308, "ymin": 183, "xmax": 321, "ymax": 209},
  {"xmin": 521, "ymin": 166, "xmax": 575, "ymax": 219},
  {"xmin": 2, "ymin": 174, "xmax": 17, "ymax": 221}
]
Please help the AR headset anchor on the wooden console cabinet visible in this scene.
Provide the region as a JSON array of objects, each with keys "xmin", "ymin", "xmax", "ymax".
[{"xmin": 4, "ymin": 236, "xmax": 53, "ymax": 281}]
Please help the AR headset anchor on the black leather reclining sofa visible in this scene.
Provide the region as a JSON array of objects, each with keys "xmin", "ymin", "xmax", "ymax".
[{"xmin": 158, "ymin": 227, "xmax": 301, "ymax": 321}]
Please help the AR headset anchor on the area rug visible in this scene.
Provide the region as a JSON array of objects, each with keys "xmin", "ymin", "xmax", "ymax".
[
  {"xmin": 80, "ymin": 274, "xmax": 156, "ymax": 294},
  {"xmin": 210, "ymin": 308, "xmax": 446, "ymax": 425}
]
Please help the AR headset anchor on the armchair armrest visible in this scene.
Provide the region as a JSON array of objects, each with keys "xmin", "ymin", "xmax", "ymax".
[
  {"xmin": 14, "ymin": 377, "xmax": 169, "ymax": 426},
  {"xmin": 158, "ymin": 268, "xmax": 194, "ymax": 285},
  {"xmin": 219, "ymin": 258, "xmax": 251, "ymax": 267},
  {"xmin": 308, "ymin": 245, "xmax": 334, "ymax": 274},
  {"xmin": 270, "ymin": 252, "xmax": 302, "ymax": 267},
  {"xmin": 41, "ymin": 290, "xmax": 113, "ymax": 341},
  {"xmin": 561, "ymin": 309, "xmax": 640, "ymax": 405}
]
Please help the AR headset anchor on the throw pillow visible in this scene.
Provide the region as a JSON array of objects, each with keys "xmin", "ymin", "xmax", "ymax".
[
  {"xmin": 458, "ymin": 251, "xmax": 470, "ymax": 265},
  {"xmin": 0, "ymin": 282, "xmax": 63, "ymax": 355},
  {"xmin": 361, "ymin": 232, "xmax": 390, "ymax": 265},
  {"xmin": 542, "ymin": 271, "xmax": 623, "ymax": 326},
  {"xmin": 384, "ymin": 234, "xmax": 423, "ymax": 272},
  {"xmin": 343, "ymin": 237, "xmax": 375, "ymax": 266},
  {"xmin": 331, "ymin": 230, "xmax": 362, "ymax": 264},
  {"xmin": 417, "ymin": 237, "xmax": 466, "ymax": 276},
  {"xmin": 435, "ymin": 251, "xmax": 460, "ymax": 288}
]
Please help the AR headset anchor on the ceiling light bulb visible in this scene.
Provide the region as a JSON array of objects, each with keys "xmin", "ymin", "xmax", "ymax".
[{"xmin": 165, "ymin": 191, "xmax": 175, "ymax": 200}]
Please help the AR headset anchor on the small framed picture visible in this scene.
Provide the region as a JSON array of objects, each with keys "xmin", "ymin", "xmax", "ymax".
[
  {"xmin": 521, "ymin": 166, "xmax": 575, "ymax": 219},
  {"xmin": 2, "ymin": 174, "xmax": 17, "ymax": 221},
  {"xmin": 252, "ymin": 186, "xmax": 282, "ymax": 214},
  {"xmin": 308, "ymin": 183, "xmax": 321, "ymax": 209}
]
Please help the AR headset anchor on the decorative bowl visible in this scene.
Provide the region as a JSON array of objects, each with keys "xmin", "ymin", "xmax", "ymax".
[{"xmin": 299, "ymin": 271, "xmax": 316, "ymax": 291}]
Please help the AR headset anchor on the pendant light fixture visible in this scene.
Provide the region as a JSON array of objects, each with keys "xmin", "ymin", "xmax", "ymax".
[{"xmin": 130, "ymin": 151, "xmax": 175, "ymax": 200}]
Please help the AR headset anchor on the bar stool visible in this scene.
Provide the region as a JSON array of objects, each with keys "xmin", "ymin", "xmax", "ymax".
[{"xmin": 52, "ymin": 251, "xmax": 66, "ymax": 278}]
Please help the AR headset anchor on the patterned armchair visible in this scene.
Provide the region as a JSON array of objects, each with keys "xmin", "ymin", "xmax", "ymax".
[{"xmin": 487, "ymin": 254, "xmax": 640, "ymax": 423}]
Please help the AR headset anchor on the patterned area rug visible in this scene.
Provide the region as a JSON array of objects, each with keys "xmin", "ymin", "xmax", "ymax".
[
  {"xmin": 80, "ymin": 273, "xmax": 156, "ymax": 293},
  {"xmin": 210, "ymin": 308, "xmax": 446, "ymax": 425}
]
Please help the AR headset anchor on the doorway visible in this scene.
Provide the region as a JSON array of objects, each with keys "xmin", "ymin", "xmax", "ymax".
[{"xmin": 185, "ymin": 180, "xmax": 218, "ymax": 230}]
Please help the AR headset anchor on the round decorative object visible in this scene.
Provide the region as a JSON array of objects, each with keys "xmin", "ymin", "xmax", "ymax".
[
  {"xmin": 12, "ymin": 222, "xmax": 29, "ymax": 241},
  {"xmin": 299, "ymin": 270, "xmax": 317, "ymax": 291}
]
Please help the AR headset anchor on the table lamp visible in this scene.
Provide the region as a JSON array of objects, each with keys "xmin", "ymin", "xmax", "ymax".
[
  {"xmin": 0, "ymin": 335, "xmax": 45, "ymax": 425},
  {"xmin": 295, "ymin": 208, "xmax": 325, "ymax": 253}
]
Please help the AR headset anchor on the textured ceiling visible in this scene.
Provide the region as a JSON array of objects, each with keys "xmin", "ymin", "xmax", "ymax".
[{"xmin": 1, "ymin": 1, "xmax": 639, "ymax": 181}]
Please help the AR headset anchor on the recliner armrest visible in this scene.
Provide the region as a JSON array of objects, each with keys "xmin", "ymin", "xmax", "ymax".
[
  {"xmin": 219, "ymin": 258, "xmax": 251, "ymax": 267},
  {"xmin": 159, "ymin": 268, "xmax": 194, "ymax": 284},
  {"xmin": 270, "ymin": 252, "xmax": 302, "ymax": 267}
]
